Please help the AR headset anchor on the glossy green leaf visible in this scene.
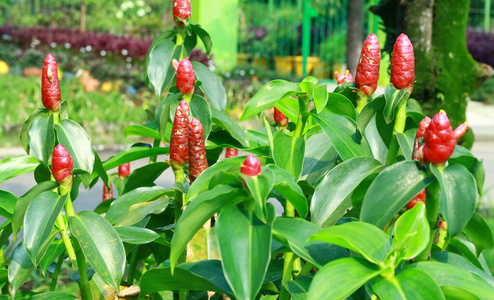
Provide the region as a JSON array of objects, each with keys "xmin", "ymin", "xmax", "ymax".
[
  {"xmin": 432, "ymin": 164, "xmax": 477, "ymax": 237},
  {"xmin": 307, "ymin": 257, "xmax": 381, "ymax": 300},
  {"xmin": 364, "ymin": 114, "xmax": 388, "ymax": 164},
  {"xmin": 406, "ymin": 111, "xmax": 427, "ymax": 124},
  {"xmin": 449, "ymin": 145, "xmax": 485, "ymax": 195},
  {"xmin": 326, "ymin": 92, "xmax": 357, "ymax": 121},
  {"xmin": 273, "ymin": 217, "xmax": 348, "ymax": 268},
  {"xmin": 275, "ymin": 95, "xmax": 299, "ymax": 122},
  {"xmin": 20, "ymin": 108, "xmax": 46, "ymax": 153},
  {"xmin": 12, "ymin": 181, "xmax": 58, "ymax": 240},
  {"xmin": 146, "ymin": 39, "xmax": 181, "ymax": 98},
  {"xmin": 242, "ymin": 168, "xmax": 274, "ymax": 223},
  {"xmin": 28, "ymin": 115, "xmax": 54, "ymax": 167},
  {"xmin": 372, "ymin": 268, "xmax": 444, "ymax": 300},
  {"xmin": 211, "ymin": 107, "xmax": 249, "ymax": 147},
  {"xmin": 357, "ymin": 96, "xmax": 385, "ymax": 134},
  {"xmin": 192, "ymin": 61, "xmax": 227, "ymax": 111},
  {"xmin": 55, "ymin": 119, "xmax": 94, "ymax": 174},
  {"xmin": 285, "ymin": 277, "xmax": 312, "ymax": 300},
  {"xmin": 30, "ymin": 292, "xmax": 78, "ymax": 300},
  {"xmin": 406, "ymin": 98, "xmax": 423, "ymax": 113},
  {"xmin": 431, "ymin": 251, "xmax": 494, "ymax": 286},
  {"xmin": 0, "ymin": 155, "xmax": 39, "ymax": 184},
  {"xmin": 272, "ymin": 131, "xmax": 305, "ymax": 181},
  {"xmin": 115, "ymin": 226, "xmax": 162, "ymax": 245},
  {"xmin": 91, "ymin": 150, "xmax": 109, "ymax": 189},
  {"xmin": 360, "ymin": 161, "xmax": 433, "ymax": 229},
  {"xmin": 0, "ymin": 190, "xmax": 16, "ymax": 220},
  {"xmin": 68, "ymin": 211, "xmax": 125, "ymax": 292},
  {"xmin": 190, "ymin": 94, "xmax": 212, "ymax": 139},
  {"xmin": 449, "ymin": 238, "xmax": 484, "ymax": 270},
  {"xmin": 311, "ymin": 157, "xmax": 383, "ymax": 228},
  {"xmin": 190, "ymin": 23, "xmax": 212, "ymax": 56},
  {"xmin": 98, "ymin": 146, "xmax": 169, "ymax": 175},
  {"xmin": 464, "ymin": 213, "xmax": 494, "ymax": 256},
  {"xmin": 383, "ymin": 84, "xmax": 410, "ymax": 124},
  {"xmin": 39, "ymin": 239, "xmax": 65, "ymax": 275},
  {"xmin": 391, "ymin": 202, "xmax": 429, "ymax": 261},
  {"xmin": 300, "ymin": 132, "xmax": 338, "ymax": 185},
  {"xmin": 216, "ymin": 204, "xmax": 276, "ymax": 300},
  {"xmin": 155, "ymin": 92, "xmax": 182, "ymax": 142},
  {"xmin": 125, "ymin": 123, "xmax": 160, "ymax": 140},
  {"xmin": 309, "ymin": 221, "xmax": 389, "ymax": 265},
  {"xmin": 123, "ymin": 162, "xmax": 169, "ymax": 193},
  {"xmin": 170, "ymin": 185, "xmax": 246, "ymax": 270},
  {"xmin": 115, "ymin": 197, "xmax": 169, "ymax": 227},
  {"xmin": 24, "ymin": 191, "xmax": 67, "ymax": 265},
  {"xmin": 240, "ymin": 80, "xmax": 299, "ymax": 121},
  {"xmin": 396, "ymin": 128, "xmax": 417, "ymax": 160},
  {"xmin": 313, "ymin": 85, "xmax": 328, "ymax": 113}
]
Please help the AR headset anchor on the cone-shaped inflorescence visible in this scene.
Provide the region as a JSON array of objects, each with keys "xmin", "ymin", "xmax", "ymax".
[
  {"xmin": 42, "ymin": 53, "xmax": 61, "ymax": 112},
  {"xmin": 173, "ymin": 58, "xmax": 195, "ymax": 96},
  {"xmin": 391, "ymin": 33, "xmax": 415, "ymax": 91},
  {"xmin": 406, "ymin": 189, "xmax": 426, "ymax": 210},
  {"xmin": 419, "ymin": 110, "xmax": 468, "ymax": 165},
  {"xmin": 241, "ymin": 154, "xmax": 261, "ymax": 177},
  {"xmin": 225, "ymin": 148, "xmax": 238, "ymax": 158},
  {"xmin": 334, "ymin": 70, "xmax": 354, "ymax": 85},
  {"xmin": 173, "ymin": 0, "xmax": 191, "ymax": 26},
  {"xmin": 52, "ymin": 144, "xmax": 73, "ymax": 186},
  {"xmin": 188, "ymin": 118, "xmax": 208, "ymax": 184},
  {"xmin": 355, "ymin": 33, "xmax": 380, "ymax": 97},
  {"xmin": 170, "ymin": 100, "xmax": 190, "ymax": 171},
  {"xmin": 274, "ymin": 107, "xmax": 288, "ymax": 127},
  {"xmin": 118, "ymin": 163, "xmax": 131, "ymax": 179},
  {"xmin": 103, "ymin": 183, "xmax": 113, "ymax": 201}
]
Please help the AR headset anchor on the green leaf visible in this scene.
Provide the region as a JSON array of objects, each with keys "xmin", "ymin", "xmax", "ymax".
[
  {"xmin": 383, "ymin": 84, "xmax": 410, "ymax": 124},
  {"xmin": 24, "ymin": 191, "xmax": 67, "ymax": 265},
  {"xmin": 125, "ymin": 124, "xmax": 160, "ymax": 140},
  {"xmin": 30, "ymin": 292, "xmax": 78, "ymax": 300},
  {"xmin": 115, "ymin": 226, "xmax": 163, "ymax": 245},
  {"xmin": 313, "ymin": 85, "xmax": 328, "ymax": 113},
  {"xmin": 0, "ymin": 155, "xmax": 39, "ymax": 184},
  {"xmin": 39, "ymin": 239, "xmax": 65, "ymax": 275},
  {"xmin": 285, "ymin": 277, "xmax": 312, "ymax": 300},
  {"xmin": 364, "ymin": 115, "xmax": 389, "ymax": 164},
  {"xmin": 396, "ymin": 128, "xmax": 417, "ymax": 160},
  {"xmin": 242, "ymin": 169, "xmax": 274, "ymax": 222},
  {"xmin": 326, "ymin": 92, "xmax": 357, "ymax": 121},
  {"xmin": 273, "ymin": 217, "xmax": 348, "ymax": 268},
  {"xmin": 431, "ymin": 251, "xmax": 494, "ymax": 285},
  {"xmin": 211, "ymin": 107, "xmax": 249, "ymax": 147},
  {"xmin": 360, "ymin": 161, "xmax": 433, "ymax": 229},
  {"xmin": 309, "ymin": 221, "xmax": 389, "ymax": 265},
  {"xmin": 192, "ymin": 61, "xmax": 227, "ymax": 111},
  {"xmin": 275, "ymin": 95, "xmax": 299, "ymax": 123},
  {"xmin": 240, "ymin": 80, "xmax": 299, "ymax": 121},
  {"xmin": 406, "ymin": 98, "xmax": 423, "ymax": 114},
  {"xmin": 55, "ymin": 119, "xmax": 95, "ymax": 174},
  {"xmin": 357, "ymin": 96, "xmax": 385, "ymax": 134},
  {"xmin": 68, "ymin": 211, "xmax": 125, "ymax": 292},
  {"xmin": 449, "ymin": 145, "xmax": 485, "ymax": 195},
  {"xmin": 190, "ymin": 94, "xmax": 212, "ymax": 139},
  {"xmin": 156, "ymin": 93, "xmax": 183, "ymax": 142},
  {"xmin": 307, "ymin": 257, "xmax": 381, "ymax": 300},
  {"xmin": 464, "ymin": 213, "xmax": 494, "ymax": 256},
  {"xmin": 21, "ymin": 108, "xmax": 46, "ymax": 153},
  {"xmin": 300, "ymin": 132, "xmax": 338, "ymax": 185},
  {"xmin": 12, "ymin": 181, "xmax": 58, "ymax": 240},
  {"xmin": 0, "ymin": 190, "xmax": 16, "ymax": 219},
  {"xmin": 98, "ymin": 146, "xmax": 169, "ymax": 175},
  {"xmin": 311, "ymin": 157, "xmax": 383, "ymax": 228},
  {"xmin": 146, "ymin": 39, "xmax": 181, "ymax": 98},
  {"xmin": 272, "ymin": 131, "xmax": 305, "ymax": 181},
  {"xmin": 123, "ymin": 162, "xmax": 169, "ymax": 193},
  {"xmin": 449, "ymin": 238, "xmax": 484, "ymax": 270},
  {"xmin": 91, "ymin": 150, "xmax": 109, "ymax": 189},
  {"xmin": 28, "ymin": 115, "xmax": 54, "ymax": 167},
  {"xmin": 216, "ymin": 204, "xmax": 276, "ymax": 300},
  {"xmin": 432, "ymin": 164, "xmax": 477, "ymax": 237},
  {"xmin": 115, "ymin": 197, "xmax": 169, "ymax": 227},
  {"xmin": 391, "ymin": 202, "xmax": 429, "ymax": 261},
  {"xmin": 372, "ymin": 268, "xmax": 444, "ymax": 300},
  {"xmin": 170, "ymin": 185, "xmax": 246, "ymax": 270},
  {"xmin": 190, "ymin": 23, "xmax": 212, "ymax": 56}
]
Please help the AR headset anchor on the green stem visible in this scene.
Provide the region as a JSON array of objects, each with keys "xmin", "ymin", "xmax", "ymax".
[
  {"xmin": 73, "ymin": 238, "xmax": 92, "ymax": 299},
  {"xmin": 50, "ymin": 252, "xmax": 65, "ymax": 291},
  {"xmin": 176, "ymin": 29, "xmax": 186, "ymax": 60},
  {"xmin": 356, "ymin": 92, "xmax": 368, "ymax": 113},
  {"xmin": 56, "ymin": 214, "xmax": 77, "ymax": 266},
  {"xmin": 149, "ymin": 139, "xmax": 160, "ymax": 164},
  {"xmin": 293, "ymin": 114, "xmax": 304, "ymax": 138},
  {"xmin": 385, "ymin": 100, "xmax": 408, "ymax": 165},
  {"xmin": 0, "ymin": 249, "xmax": 8, "ymax": 294},
  {"xmin": 280, "ymin": 201, "xmax": 296, "ymax": 300},
  {"xmin": 126, "ymin": 246, "xmax": 139, "ymax": 285},
  {"xmin": 417, "ymin": 179, "xmax": 441, "ymax": 261},
  {"xmin": 297, "ymin": 261, "xmax": 314, "ymax": 278},
  {"xmin": 173, "ymin": 168, "xmax": 188, "ymax": 300}
]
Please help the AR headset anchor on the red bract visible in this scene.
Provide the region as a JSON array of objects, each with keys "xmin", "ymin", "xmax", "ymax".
[
  {"xmin": 274, "ymin": 107, "xmax": 288, "ymax": 127},
  {"xmin": 420, "ymin": 110, "xmax": 468, "ymax": 165},
  {"xmin": 173, "ymin": 0, "xmax": 191, "ymax": 25},
  {"xmin": 170, "ymin": 100, "xmax": 190, "ymax": 169},
  {"xmin": 225, "ymin": 148, "xmax": 238, "ymax": 158},
  {"xmin": 406, "ymin": 189, "xmax": 426, "ymax": 210},
  {"xmin": 413, "ymin": 116, "xmax": 431, "ymax": 160},
  {"xmin": 118, "ymin": 163, "xmax": 131, "ymax": 179},
  {"xmin": 52, "ymin": 144, "xmax": 73, "ymax": 184},
  {"xmin": 334, "ymin": 70, "xmax": 354, "ymax": 85},
  {"xmin": 173, "ymin": 58, "xmax": 195, "ymax": 96},
  {"xmin": 391, "ymin": 33, "xmax": 415, "ymax": 91},
  {"xmin": 41, "ymin": 53, "xmax": 61, "ymax": 112},
  {"xmin": 188, "ymin": 118, "xmax": 208, "ymax": 184},
  {"xmin": 241, "ymin": 154, "xmax": 261, "ymax": 177},
  {"xmin": 103, "ymin": 183, "xmax": 113, "ymax": 201},
  {"xmin": 355, "ymin": 33, "xmax": 380, "ymax": 96}
]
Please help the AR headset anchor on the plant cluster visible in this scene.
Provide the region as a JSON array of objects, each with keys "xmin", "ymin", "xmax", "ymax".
[{"xmin": 0, "ymin": 1, "xmax": 492, "ymax": 299}]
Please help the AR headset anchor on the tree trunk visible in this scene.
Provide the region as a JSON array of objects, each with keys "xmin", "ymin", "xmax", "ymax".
[
  {"xmin": 346, "ymin": 0, "xmax": 363, "ymax": 76},
  {"xmin": 80, "ymin": 0, "xmax": 86, "ymax": 34}
]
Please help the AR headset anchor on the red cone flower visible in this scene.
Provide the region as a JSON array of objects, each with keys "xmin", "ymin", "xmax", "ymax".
[
  {"xmin": 391, "ymin": 33, "xmax": 415, "ymax": 91},
  {"xmin": 225, "ymin": 148, "xmax": 238, "ymax": 158},
  {"xmin": 118, "ymin": 163, "xmax": 131, "ymax": 179},
  {"xmin": 52, "ymin": 144, "xmax": 73, "ymax": 184},
  {"xmin": 412, "ymin": 116, "xmax": 431, "ymax": 160},
  {"xmin": 335, "ymin": 70, "xmax": 354, "ymax": 85},
  {"xmin": 274, "ymin": 107, "xmax": 288, "ymax": 127},
  {"xmin": 188, "ymin": 118, "xmax": 208, "ymax": 184},
  {"xmin": 170, "ymin": 100, "xmax": 190, "ymax": 169},
  {"xmin": 241, "ymin": 154, "xmax": 261, "ymax": 177},
  {"xmin": 173, "ymin": 58, "xmax": 195, "ymax": 96},
  {"xmin": 406, "ymin": 189, "xmax": 426, "ymax": 210},
  {"xmin": 41, "ymin": 53, "xmax": 61, "ymax": 112},
  {"xmin": 173, "ymin": 0, "xmax": 191, "ymax": 25},
  {"xmin": 355, "ymin": 34, "xmax": 381, "ymax": 96},
  {"xmin": 103, "ymin": 183, "xmax": 113, "ymax": 201},
  {"xmin": 420, "ymin": 110, "xmax": 468, "ymax": 165}
]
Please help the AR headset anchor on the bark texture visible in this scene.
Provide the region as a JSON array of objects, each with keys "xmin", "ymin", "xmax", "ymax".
[{"xmin": 346, "ymin": 0, "xmax": 363, "ymax": 75}]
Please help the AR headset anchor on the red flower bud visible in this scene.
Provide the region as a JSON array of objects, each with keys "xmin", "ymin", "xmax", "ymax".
[
  {"xmin": 355, "ymin": 34, "xmax": 380, "ymax": 96},
  {"xmin": 334, "ymin": 70, "xmax": 354, "ymax": 85},
  {"xmin": 274, "ymin": 107, "xmax": 288, "ymax": 127},
  {"xmin": 173, "ymin": 58, "xmax": 195, "ymax": 95},
  {"xmin": 41, "ymin": 53, "xmax": 61, "ymax": 112},
  {"xmin": 188, "ymin": 117, "xmax": 208, "ymax": 184},
  {"xmin": 391, "ymin": 33, "xmax": 415, "ymax": 91},
  {"xmin": 103, "ymin": 183, "xmax": 113, "ymax": 201},
  {"xmin": 225, "ymin": 148, "xmax": 238, "ymax": 158},
  {"xmin": 170, "ymin": 100, "xmax": 190, "ymax": 169},
  {"xmin": 439, "ymin": 220, "xmax": 447, "ymax": 231},
  {"xmin": 241, "ymin": 154, "xmax": 261, "ymax": 177},
  {"xmin": 420, "ymin": 110, "xmax": 468, "ymax": 165},
  {"xmin": 52, "ymin": 144, "xmax": 73, "ymax": 184},
  {"xmin": 412, "ymin": 116, "xmax": 431, "ymax": 160},
  {"xmin": 118, "ymin": 163, "xmax": 131, "ymax": 179},
  {"xmin": 173, "ymin": 0, "xmax": 191, "ymax": 25},
  {"xmin": 406, "ymin": 189, "xmax": 426, "ymax": 210}
]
